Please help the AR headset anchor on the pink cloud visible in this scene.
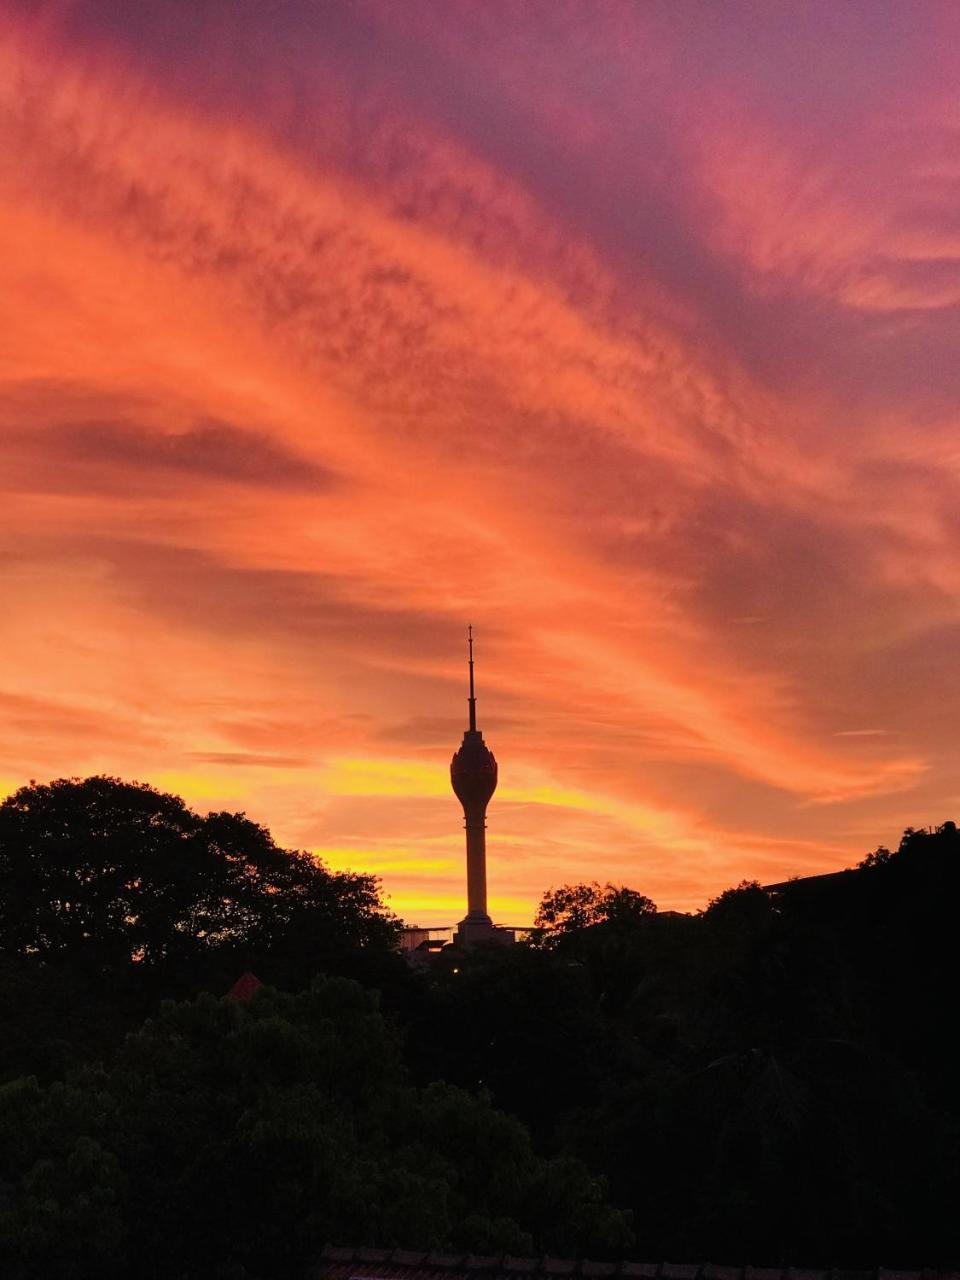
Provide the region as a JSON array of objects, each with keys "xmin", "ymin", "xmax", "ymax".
[{"xmin": 0, "ymin": 6, "xmax": 957, "ymax": 921}]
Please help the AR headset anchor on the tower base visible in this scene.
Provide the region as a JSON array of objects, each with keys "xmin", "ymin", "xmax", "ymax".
[{"xmin": 455, "ymin": 913, "xmax": 515, "ymax": 948}]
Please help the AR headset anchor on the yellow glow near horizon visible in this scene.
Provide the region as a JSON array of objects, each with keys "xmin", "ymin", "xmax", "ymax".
[
  {"xmin": 323, "ymin": 757, "xmax": 704, "ymax": 849},
  {"xmin": 314, "ymin": 846, "xmax": 458, "ymax": 876}
]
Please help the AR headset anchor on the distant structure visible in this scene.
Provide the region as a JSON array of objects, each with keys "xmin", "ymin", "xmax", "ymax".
[
  {"xmin": 450, "ymin": 627, "xmax": 513, "ymax": 947},
  {"xmin": 317, "ymin": 1244, "xmax": 952, "ymax": 1280},
  {"xmin": 225, "ymin": 971, "xmax": 263, "ymax": 1001}
]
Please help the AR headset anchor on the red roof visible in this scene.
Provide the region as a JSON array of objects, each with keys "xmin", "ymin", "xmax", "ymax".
[
  {"xmin": 312, "ymin": 1246, "xmax": 958, "ymax": 1280},
  {"xmin": 225, "ymin": 971, "xmax": 263, "ymax": 1001}
]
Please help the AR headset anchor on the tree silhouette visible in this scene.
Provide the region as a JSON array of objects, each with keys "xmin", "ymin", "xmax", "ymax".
[
  {"xmin": 533, "ymin": 881, "xmax": 656, "ymax": 939},
  {"xmin": 3, "ymin": 776, "xmax": 960, "ymax": 1266},
  {"xmin": 0, "ymin": 776, "xmax": 397, "ymax": 980},
  {"xmin": 0, "ymin": 978, "xmax": 632, "ymax": 1278}
]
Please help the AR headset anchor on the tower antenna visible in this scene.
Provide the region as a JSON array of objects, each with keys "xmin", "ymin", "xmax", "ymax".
[
  {"xmin": 451, "ymin": 624, "xmax": 501, "ymax": 943},
  {"xmin": 467, "ymin": 624, "xmax": 477, "ymax": 732}
]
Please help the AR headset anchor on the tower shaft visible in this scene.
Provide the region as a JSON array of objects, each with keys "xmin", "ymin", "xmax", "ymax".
[{"xmin": 464, "ymin": 808, "xmax": 488, "ymax": 919}]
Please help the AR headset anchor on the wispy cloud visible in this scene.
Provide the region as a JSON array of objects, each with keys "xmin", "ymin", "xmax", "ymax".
[{"xmin": 0, "ymin": 4, "xmax": 957, "ymax": 921}]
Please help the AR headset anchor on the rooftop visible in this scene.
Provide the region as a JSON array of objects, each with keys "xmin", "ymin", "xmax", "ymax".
[{"xmin": 313, "ymin": 1246, "xmax": 958, "ymax": 1280}]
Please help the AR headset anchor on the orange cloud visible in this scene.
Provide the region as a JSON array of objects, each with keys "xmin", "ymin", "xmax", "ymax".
[{"xmin": 0, "ymin": 8, "xmax": 957, "ymax": 923}]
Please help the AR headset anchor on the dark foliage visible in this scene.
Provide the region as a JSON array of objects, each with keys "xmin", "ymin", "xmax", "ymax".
[
  {"xmin": 405, "ymin": 829, "xmax": 960, "ymax": 1266},
  {"xmin": 1, "ymin": 778, "xmax": 959, "ymax": 1272},
  {"xmin": 533, "ymin": 881, "xmax": 656, "ymax": 937},
  {"xmin": 0, "ymin": 775, "xmax": 399, "ymax": 967},
  {"xmin": 0, "ymin": 979, "xmax": 630, "ymax": 1278},
  {"xmin": 0, "ymin": 778, "xmax": 629, "ymax": 1277},
  {"xmin": 0, "ymin": 776, "xmax": 403, "ymax": 1079}
]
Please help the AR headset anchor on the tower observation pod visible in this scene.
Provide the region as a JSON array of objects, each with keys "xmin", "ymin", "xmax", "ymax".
[{"xmin": 450, "ymin": 627, "xmax": 513, "ymax": 947}]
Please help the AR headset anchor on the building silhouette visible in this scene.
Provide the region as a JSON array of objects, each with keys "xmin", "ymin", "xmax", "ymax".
[
  {"xmin": 450, "ymin": 628, "xmax": 513, "ymax": 947},
  {"xmin": 398, "ymin": 629, "xmax": 515, "ymax": 955}
]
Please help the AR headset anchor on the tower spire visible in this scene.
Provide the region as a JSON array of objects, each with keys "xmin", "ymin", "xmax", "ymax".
[
  {"xmin": 451, "ymin": 625, "xmax": 498, "ymax": 941},
  {"xmin": 468, "ymin": 624, "xmax": 477, "ymax": 732}
]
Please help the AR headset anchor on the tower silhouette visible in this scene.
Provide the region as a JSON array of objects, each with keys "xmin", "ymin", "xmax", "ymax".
[{"xmin": 450, "ymin": 626, "xmax": 499, "ymax": 945}]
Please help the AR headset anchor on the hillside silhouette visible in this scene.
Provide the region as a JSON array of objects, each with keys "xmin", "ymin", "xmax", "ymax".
[{"xmin": 0, "ymin": 777, "xmax": 958, "ymax": 1275}]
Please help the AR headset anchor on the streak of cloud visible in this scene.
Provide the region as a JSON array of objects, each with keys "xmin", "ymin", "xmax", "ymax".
[{"xmin": 0, "ymin": 3, "xmax": 956, "ymax": 922}]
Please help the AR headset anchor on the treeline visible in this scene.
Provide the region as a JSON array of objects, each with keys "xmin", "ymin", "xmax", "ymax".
[
  {"xmin": 0, "ymin": 777, "xmax": 959, "ymax": 1276},
  {"xmin": 0, "ymin": 777, "xmax": 628, "ymax": 1277},
  {"xmin": 410, "ymin": 841, "xmax": 960, "ymax": 1269}
]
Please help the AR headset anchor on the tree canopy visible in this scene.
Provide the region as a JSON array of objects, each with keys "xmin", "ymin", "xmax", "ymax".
[
  {"xmin": 533, "ymin": 881, "xmax": 656, "ymax": 938},
  {"xmin": 0, "ymin": 776, "xmax": 398, "ymax": 980},
  {"xmin": 2, "ymin": 777, "xmax": 960, "ymax": 1269},
  {"xmin": 409, "ymin": 835, "xmax": 960, "ymax": 1265},
  {"xmin": 0, "ymin": 978, "xmax": 631, "ymax": 1279}
]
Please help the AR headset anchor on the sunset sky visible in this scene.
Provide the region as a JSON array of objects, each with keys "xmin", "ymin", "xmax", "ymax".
[{"xmin": 3, "ymin": 2, "xmax": 960, "ymax": 926}]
